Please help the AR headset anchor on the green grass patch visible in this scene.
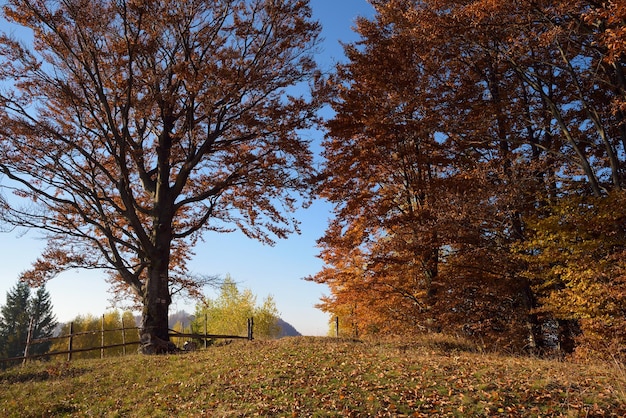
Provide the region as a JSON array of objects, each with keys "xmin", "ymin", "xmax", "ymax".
[{"xmin": 1, "ymin": 336, "xmax": 625, "ymax": 416}]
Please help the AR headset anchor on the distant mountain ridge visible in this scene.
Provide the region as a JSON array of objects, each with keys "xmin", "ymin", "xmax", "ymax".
[
  {"xmin": 276, "ymin": 318, "xmax": 301, "ymax": 337},
  {"xmin": 168, "ymin": 310, "xmax": 194, "ymax": 329}
]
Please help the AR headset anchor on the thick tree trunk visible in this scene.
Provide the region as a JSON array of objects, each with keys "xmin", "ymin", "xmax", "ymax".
[
  {"xmin": 557, "ymin": 319, "xmax": 579, "ymax": 355},
  {"xmin": 139, "ymin": 260, "xmax": 177, "ymax": 354}
]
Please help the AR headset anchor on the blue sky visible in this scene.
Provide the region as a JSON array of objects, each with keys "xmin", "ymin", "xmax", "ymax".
[{"xmin": 0, "ymin": 0, "xmax": 375, "ymax": 336}]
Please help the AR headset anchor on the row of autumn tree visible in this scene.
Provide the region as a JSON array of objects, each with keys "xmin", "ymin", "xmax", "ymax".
[{"xmin": 309, "ymin": 0, "xmax": 626, "ymax": 358}]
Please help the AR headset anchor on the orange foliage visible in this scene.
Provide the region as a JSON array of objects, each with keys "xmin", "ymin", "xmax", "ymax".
[
  {"xmin": 311, "ymin": 0, "xmax": 626, "ymax": 354},
  {"xmin": 0, "ymin": 0, "xmax": 321, "ymax": 352}
]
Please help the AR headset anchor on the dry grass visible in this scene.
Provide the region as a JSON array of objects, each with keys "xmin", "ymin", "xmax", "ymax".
[{"xmin": 1, "ymin": 335, "xmax": 625, "ymax": 417}]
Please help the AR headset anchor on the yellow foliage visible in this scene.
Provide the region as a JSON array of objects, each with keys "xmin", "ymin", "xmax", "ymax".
[
  {"xmin": 192, "ymin": 276, "xmax": 280, "ymax": 340},
  {"xmin": 515, "ymin": 191, "xmax": 626, "ymax": 359},
  {"xmin": 50, "ymin": 310, "xmax": 139, "ymax": 360}
]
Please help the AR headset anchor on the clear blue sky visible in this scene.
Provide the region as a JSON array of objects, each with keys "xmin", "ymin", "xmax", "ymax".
[{"xmin": 0, "ymin": 0, "xmax": 375, "ymax": 336}]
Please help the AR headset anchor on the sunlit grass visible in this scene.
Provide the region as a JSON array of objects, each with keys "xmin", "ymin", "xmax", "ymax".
[{"xmin": 1, "ymin": 336, "xmax": 625, "ymax": 416}]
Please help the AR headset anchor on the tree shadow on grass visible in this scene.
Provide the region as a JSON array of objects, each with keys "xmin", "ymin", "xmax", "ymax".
[{"xmin": 0, "ymin": 363, "xmax": 87, "ymax": 384}]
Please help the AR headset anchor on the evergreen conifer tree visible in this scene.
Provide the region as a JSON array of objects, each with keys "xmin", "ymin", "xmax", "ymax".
[
  {"xmin": 0, "ymin": 282, "xmax": 57, "ymax": 360},
  {"xmin": 28, "ymin": 286, "xmax": 57, "ymax": 356},
  {"xmin": 0, "ymin": 282, "xmax": 31, "ymax": 359}
]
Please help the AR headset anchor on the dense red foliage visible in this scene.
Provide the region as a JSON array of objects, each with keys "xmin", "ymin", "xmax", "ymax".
[{"xmin": 311, "ymin": 0, "xmax": 626, "ymax": 356}]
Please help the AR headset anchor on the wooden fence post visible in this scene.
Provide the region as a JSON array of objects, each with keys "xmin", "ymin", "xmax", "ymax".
[
  {"xmin": 121, "ymin": 317, "xmax": 127, "ymax": 356},
  {"xmin": 67, "ymin": 322, "xmax": 74, "ymax": 361},
  {"xmin": 101, "ymin": 314, "xmax": 105, "ymax": 359},
  {"xmin": 204, "ymin": 313, "xmax": 208, "ymax": 349},
  {"xmin": 247, "ymin": 317, "xmax": 254, "ymax": 340}
]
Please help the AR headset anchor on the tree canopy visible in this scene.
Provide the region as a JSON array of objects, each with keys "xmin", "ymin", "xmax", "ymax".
[
  {"xmin": 2, "ymin": 0, "xmax": 624, "ymax": 359},
  {"xmin": 311, "ymin": 0, "xmax": 626, "ymax": 356},
  {"xmin": 0, "ymin": 0, "xmax": 321, "ymax": 353}
]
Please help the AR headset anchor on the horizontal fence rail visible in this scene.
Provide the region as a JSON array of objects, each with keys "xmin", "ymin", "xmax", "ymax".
[
  {"xmin": 0, "ymin": 316, "xmax": 254, "ymax": 367},
  {"xmin": 168, "ymin": 331, "xmax": 249, "ymax": 340}
]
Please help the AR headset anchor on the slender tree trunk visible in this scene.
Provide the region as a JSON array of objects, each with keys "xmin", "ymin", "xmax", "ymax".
[
  {"xmin": 521, "ymin": 280, "xmax": 543, "ymax": 352},
  {"xmin": 423, "ymin": 244, "xmax": 439, "ymax": 300}
]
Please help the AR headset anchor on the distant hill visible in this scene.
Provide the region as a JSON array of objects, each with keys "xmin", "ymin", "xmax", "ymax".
[
  {"xmin": 168, "ymin": 310, "xmax": 195, "ymax": 329},
  {"xmin": 276, "ymin": 318, "xmax": 301, "ymax": 337}
]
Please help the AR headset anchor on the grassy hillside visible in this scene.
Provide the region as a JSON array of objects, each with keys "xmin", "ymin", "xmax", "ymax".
[{"xmin": 1, "ymin": 336, "xmax": 625, "ymax": 417}]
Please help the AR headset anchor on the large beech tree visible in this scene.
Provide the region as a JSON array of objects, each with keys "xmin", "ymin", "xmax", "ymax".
[{"xmin": 0, "ymin": 0, "xmax": 321, "ymax": 353}]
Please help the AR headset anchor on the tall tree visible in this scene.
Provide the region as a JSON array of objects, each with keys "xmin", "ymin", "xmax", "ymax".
[
  {"xmin": 0, "ymin": 282, "xmax": 56, "ymax": 360},
  {"xmin": 0, "ymin": 0, "xmax": 321, "ymax": 353},
  {"xmin": 0, "ymin": 281, "xmax": 31, "ymax": 359},
  {"xmin": 311, "ymin": 0, "xmax": 534, "ymax": 349},
  {"xmin": 27, "ymin": 285, "xmax": 57, "ymax": 356}
]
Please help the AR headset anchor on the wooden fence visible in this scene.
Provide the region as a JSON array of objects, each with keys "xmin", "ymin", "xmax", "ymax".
[{"xmin": 0, "ymin": 316, "xmax": 254, "ymax": 367}]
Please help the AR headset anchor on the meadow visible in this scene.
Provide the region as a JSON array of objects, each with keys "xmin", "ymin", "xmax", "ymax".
[{"xmin": 1, "ymin": 336, "xmax": 625, "ymax": 417}]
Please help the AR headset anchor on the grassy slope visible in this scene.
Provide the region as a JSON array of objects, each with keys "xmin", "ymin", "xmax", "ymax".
[{"xmin": 1, "ymin": 336, "xmax": 625, "ymax": 417}]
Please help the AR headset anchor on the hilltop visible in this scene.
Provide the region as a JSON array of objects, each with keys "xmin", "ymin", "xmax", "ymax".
[{"xmin": 1, "ymin": 336, "xmax": 625, "ymax": 417}]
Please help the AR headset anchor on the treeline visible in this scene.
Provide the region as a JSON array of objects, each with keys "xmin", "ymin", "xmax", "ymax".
[
  {"xmin": 189, "ymin": 276, "xmax": 282, "ymax": 341},
  {"xmin": 51, "ymin": 311, "xmax": 139, "ymax": 360},
  {"xmin": 310, "ymin": 0, "xmax": 626, "ymax": 359},
  {"xmin": 53, "ymin": 278, "xmax": 280, "ymax": 359}
]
